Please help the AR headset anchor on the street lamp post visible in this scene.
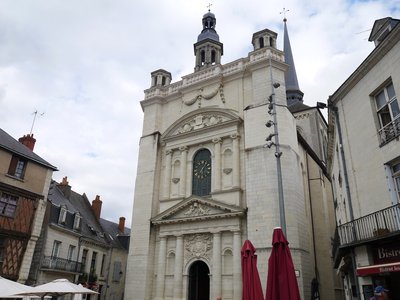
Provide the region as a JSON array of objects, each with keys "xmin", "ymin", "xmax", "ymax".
[{"xmin": 265, "ymin": 57, "xmax": 286, "ymax": 236}]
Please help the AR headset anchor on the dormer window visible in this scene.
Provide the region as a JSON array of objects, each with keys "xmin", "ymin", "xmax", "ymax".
[
  {"xmin": 59, "ymin": 205, "xmax": 67, "ymax": 224},
  {"xmin": 8, "ymin": 155, "xmax": 27, "ymax": 179},
  {"xmin": 73, "ymin": 212, "xmax": 82, "ymax": 230}
]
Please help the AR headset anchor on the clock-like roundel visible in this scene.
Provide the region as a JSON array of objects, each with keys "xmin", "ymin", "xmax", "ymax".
[{"xmin": 193, "ymin": 160, "xmax": 211, "ymax": 179}]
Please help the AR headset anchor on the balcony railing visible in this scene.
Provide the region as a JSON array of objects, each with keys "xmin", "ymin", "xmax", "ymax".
[
  {"xmin": 337, "ymin": 203, "xmax": 400, "ymax": 246},
  {"xmin": 41, "ymin": 256, "xmax": 83, "ymax": 273},
  {"xmin": 378, "ymin": 116, "xmax": 400, "ymax": 146}
]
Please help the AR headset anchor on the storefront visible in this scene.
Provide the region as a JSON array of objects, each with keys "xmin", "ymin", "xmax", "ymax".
[{"xmin": 356, "ymin": 241, "xmax": 400, "ymax": 299}]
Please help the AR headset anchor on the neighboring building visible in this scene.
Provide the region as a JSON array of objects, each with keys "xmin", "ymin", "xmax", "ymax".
[
  {"xmin": 100, "ymin": 217, "xmax": 130, "ymax": 300},
  {"xmin": 29, "ymin": 177, "xmax": 130, "ymax": 300},
  {"xmin": 328, "ymin": 17, "xmax": 400, "ymax": 300},
  {"xmin": 126, "ymin": 11, "xmax": 338, "ymax": 300},
  {"xmin": 0, "ymin": 129, "xmax": 56, "ymax": 282}
]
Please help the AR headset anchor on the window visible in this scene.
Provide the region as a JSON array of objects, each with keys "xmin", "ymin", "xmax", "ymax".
[
  {"xmin": 375, "ymin": 82, "xmax": 400, "ymax": 144},
  {"xmin": 90, "ymin": 251, "xmax": 97, "ymax": 273},
  {"xmin": 259, "ymin": 37, "xmax": 264, "ymax": 48},
  {"xmin": 73, "ymin": 213, "xmax": 82, "ymax": 230},
  {"xmin": 112, "ymin": 261, "xmax": 122, "ymax": 282},
  {"xmin": 192, "ymin": 149, "xmax": 212, "ymax": 196},
  {"xmin": 392, "ymin": 161, "xmax": 400, "ymax": 201},
  {"xmin": 59, "ymin": 205, "xmax": 67, "ymax": 224},
  {"xmin": 100, "ymin": 254, "xmax": 106, "ymax": 276},
  {"xmin": 0, "ymin": 193, "xmax": 18, "ymax": 217},
  {"xmin": 52, "ymin": 240, "xmax": 61, "ymax": 257},
  {"xmin": 8, "ymin": 156, "xmax": 27, "ymax": 179},
  {"xmin": 67, "ymin": 245, "xmax": 75, "ymax": 261},
  {"xmin": 81, "ymin": 249, "xmax": 88, "ymax": 270}
]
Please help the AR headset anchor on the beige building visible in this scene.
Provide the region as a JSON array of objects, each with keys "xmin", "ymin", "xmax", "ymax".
[
  {"xmin": 0, "ymin": 130, "xmax": 56, "ymax": 283},
  {"xmin": 328, "ymin": 17, "xmax": 400, "ymax": 300},
  {"xmin": 127, "ymin": 11, "xmax": 338, "ymax": 300},
  {"xmin": 29, "ymin": 177, "xmax": 130, "ymax": 300}
]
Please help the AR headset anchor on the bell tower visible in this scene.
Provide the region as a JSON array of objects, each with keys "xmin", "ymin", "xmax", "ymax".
[{"xmin": 194, "ymin": 10, "xmax": 223, "ymax": 71}]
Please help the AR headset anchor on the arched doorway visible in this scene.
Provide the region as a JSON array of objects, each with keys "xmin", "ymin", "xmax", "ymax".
[{"xmin": 188, "ymin": 260, "xmax": 210, "ymax": 300}]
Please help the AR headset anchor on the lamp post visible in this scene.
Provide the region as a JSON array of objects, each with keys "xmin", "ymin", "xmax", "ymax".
[{"xmin": 265, "ymin": 57, "xmax": 286, "ymax": 236}]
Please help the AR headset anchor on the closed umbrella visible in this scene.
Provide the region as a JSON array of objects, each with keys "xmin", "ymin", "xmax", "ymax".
[
  {"xmin": 241, "ymin": 240, "xmax": 264, "ymax": 300},
  {"xmin": 266, "ymin": 227, "xmax": 300, "ymax": 300}
]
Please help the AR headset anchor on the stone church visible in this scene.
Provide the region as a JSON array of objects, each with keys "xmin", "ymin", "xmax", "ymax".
[{"xmin": 126, "ymin": 10, "xmax": 339, "ymax": 300}]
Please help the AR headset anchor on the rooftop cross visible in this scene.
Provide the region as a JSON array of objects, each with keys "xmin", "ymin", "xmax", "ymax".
[
  {"xmin": 280, "ymin": 7, "xmax": 290, "ymax": 22},
  {"xmin": 207, "ymin": 3, "xmax": 212, "ymax": 12}
]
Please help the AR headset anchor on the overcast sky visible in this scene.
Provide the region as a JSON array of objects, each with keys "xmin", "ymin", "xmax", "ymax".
[{"xmin": 1, "ymin": 0, "xmax": 398, "ymax": 227}]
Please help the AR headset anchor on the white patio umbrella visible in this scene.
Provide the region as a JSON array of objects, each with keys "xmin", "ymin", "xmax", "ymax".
[
  {"xmin": 0, "ymin": 276, "xmax": 35, "ymax": 298},
  {"xmin": 16, "ymin": 278, "xmax": 98, "ymax": 300}
]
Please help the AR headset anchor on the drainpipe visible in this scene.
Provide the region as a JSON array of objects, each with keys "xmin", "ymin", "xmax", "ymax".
[
  {"xmin": 330, "ymin": 102, "xmax": 360, "ymax": 299},
  {"xmin": 305, "ymin": 153, "xmax": 319, "ymax": 283}
]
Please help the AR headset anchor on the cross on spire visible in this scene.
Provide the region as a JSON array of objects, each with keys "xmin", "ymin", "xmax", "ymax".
[
  {"xmin": 280, "ymin": 7, "xmax": 290, "ymax": 22},
  {"xmin": 207, "ymin": 3, "xmax": 212, "ymax": 12}
]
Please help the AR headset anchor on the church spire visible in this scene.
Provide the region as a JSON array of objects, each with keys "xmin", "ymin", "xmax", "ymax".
[
  {"xmin": 194, "ymin": 10, "xmax": 223, "ymax": 72},
  {"xmin": 283, "ymin": 17, "xmax": 304, "ymax": 106}
]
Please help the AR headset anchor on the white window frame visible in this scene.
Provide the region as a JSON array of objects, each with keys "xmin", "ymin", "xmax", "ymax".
[
  {"xmin": 59, "ymin": 205, "xmax": 67, "ymax": 224},
  {"xmin": 67, "ymin": 245, "xmax": 76, "ymax": 261},
  {"xmin": 374, "ymin": 81, "xmax": 400, "ymax": 144},
  {"xmin": 52, "ymin": 240, "xmax": 61, "ymax": 258}
]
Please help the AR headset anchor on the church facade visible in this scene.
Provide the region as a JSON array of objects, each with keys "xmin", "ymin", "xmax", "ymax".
[{"xmin": 126, "ymin": 11, "xmax": 339, "ymax": 300}]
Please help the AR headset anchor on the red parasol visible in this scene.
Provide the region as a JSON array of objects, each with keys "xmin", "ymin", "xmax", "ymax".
[
  {"xmin": 241, "ymin": 240, "xmax": 264, "ymax": 300},
  {"xmin": 266, "ymin": 227, "xmax": 301, "ymax": 300}
]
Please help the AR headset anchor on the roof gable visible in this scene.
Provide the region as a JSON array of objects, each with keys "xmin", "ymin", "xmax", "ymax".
[
  {"xmin": 151, "ymin": 196, "xmax": 245, "ymax": 225},
  {"xmin": 0, "ymin": 128, "xmax": 56, "ymax": 170}
]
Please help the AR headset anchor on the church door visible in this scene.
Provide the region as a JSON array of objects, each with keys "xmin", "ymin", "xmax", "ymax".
[{"xmin": 188, "ymin": 261, "xmax": 210, "ymax": 300}]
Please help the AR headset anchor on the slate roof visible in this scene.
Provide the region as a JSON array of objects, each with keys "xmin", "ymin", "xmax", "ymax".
[
  {"xmin": 99, "ymin": 218, "xmax": 130, "ymax": 251},
  {"xmin": 0, "ymin": 128, "xmax": 57, "ymax": 170},
  {"xmin": 288, "ymin": 101, "xmax": 310, "ymax": 113},
  {"xmin": 48, "ymin": 180, "xmax": 109, "ymax": 246}
]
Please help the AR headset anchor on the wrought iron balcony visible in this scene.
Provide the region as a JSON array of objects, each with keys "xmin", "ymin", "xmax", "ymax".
[
  {"xmin": 41, "ymin": 256, "xmax": 83, "ymax": 273},
  {"xmin": 337, "ymin": 203, "xmax": 400, "ymax": 247},
  {"xmin": 378, "ymin": 116, "xmax": 400, "ymax": 146}
]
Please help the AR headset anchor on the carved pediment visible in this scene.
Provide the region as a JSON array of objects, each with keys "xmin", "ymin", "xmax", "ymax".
[
  {"xmin": 151, "ymin": 197, "xmax": 245, "ymax": 225},
  {"xmin": 162, "ymin": 108, "xmax": 241, "ymax": 141}
]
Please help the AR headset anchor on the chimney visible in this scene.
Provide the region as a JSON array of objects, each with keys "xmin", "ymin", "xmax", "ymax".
[
  {"xmin": 92, "ymin": 195, "xmax": 102, "ymax": 220},
  {"xmin": 18, "ymin": 134, "xmax": 36, "ymax": 151},
  {"xmin": 57, "ymin": 176, "xmax": 71, "ymax": 199},
  {"xmin": 118, "ymin": 217, "xmax": 126, "ymax": 233}
]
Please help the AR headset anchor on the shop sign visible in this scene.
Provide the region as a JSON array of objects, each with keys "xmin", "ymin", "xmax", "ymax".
[
  {"xmin": 357, "ymin": 262, "xmax": 400, "ymax": 276},
  {"xmin": 373, "ymin": 242, "xmax": 400, "ymax": 264}
]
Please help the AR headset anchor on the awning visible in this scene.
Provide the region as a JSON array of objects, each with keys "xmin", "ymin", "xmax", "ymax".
[{"xmin": 357, "ymin": 262, "xmax": 400, "ymax": 276}]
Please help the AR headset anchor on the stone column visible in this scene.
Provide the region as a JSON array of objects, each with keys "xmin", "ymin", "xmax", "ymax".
[
  {"xmin": 164, "ymin": 149, "xmax": 173, "ymax": 198},
  {"xmin": 173, "ymin": 235, "xmax": 184, "ymax": 299},
  {"xmin": 233, "ymin": 231, "xmax": 242, "ymax": 300},
  {"xmin": 212, "ymin": 232, "xmax": 222, "ymax": 300},
  {"xmin": 213, "ymin": 138, "xmax": 222, "ymax": 192},
  {"xmin": 231, "ymin": 134, "xmax": 240, "ymax": 188},
  {"xmin": 179, "ymin": 146, "xmax": 188, "ymax": 197},
  {"xmin": 155, "ymin": 236, "xmax": 167, "ymax": 300}
]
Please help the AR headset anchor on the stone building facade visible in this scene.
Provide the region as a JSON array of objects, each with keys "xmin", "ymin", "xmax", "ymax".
[{"xmin": 126, "ymin": 12, "xmax": 338, "ymax": 300}]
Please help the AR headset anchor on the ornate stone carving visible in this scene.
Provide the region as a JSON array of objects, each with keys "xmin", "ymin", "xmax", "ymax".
[
  {"xmin": 184, "ymin": 234, "xmax": 212, "ymax": 262},
  {"xmin": 175, "ymin": 114, "xmax": 227, "ymax": 135},
  {"xmin": 223, "ymin": 168, "xmax": 233, "ymax": 174},
  {"xmin": 172, "ymin": 178, "xmax": 180, "ymax": 184},
  {"xmin": 182, "ymin": 84, "xmax": 224, "ymax": 107},
  {"xmin": 184, "ymin": 202, "xmax": 210, "ymax": 217}
]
